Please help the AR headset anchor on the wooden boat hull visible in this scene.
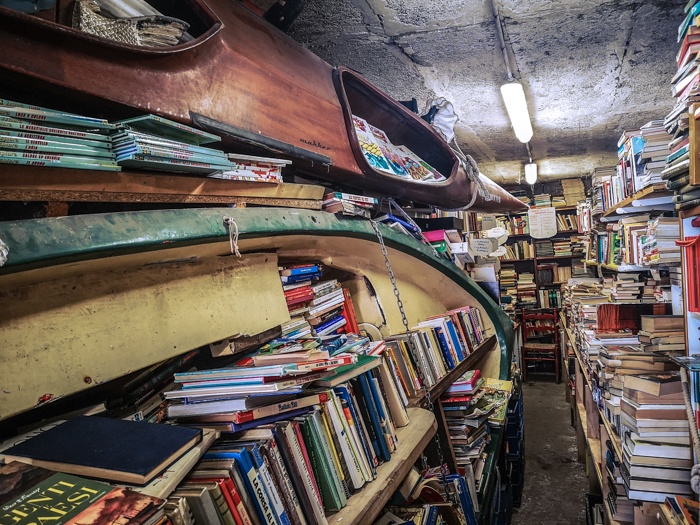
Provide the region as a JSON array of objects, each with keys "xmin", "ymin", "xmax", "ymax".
[
  {"xmin": 0, "ymin": 208, "xmax": 513, "ymax": 423},
  {"xmin": 0, "ymin": 1, "xmax": 526, "ymax": 212}
]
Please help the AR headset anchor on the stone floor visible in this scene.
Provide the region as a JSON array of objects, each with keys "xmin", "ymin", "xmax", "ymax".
[{"xmin": 511, "ymin": 379, "xmax": 588, "ymax": 525}]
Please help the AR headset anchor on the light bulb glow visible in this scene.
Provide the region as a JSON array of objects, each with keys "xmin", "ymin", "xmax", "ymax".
[
  {"xmin": 524, "ymin": 163, "xmax": 537, "ymax": 184},
  {"xmin": 500, "ymin": 82, "xmax": 533, "ymax": 143}
]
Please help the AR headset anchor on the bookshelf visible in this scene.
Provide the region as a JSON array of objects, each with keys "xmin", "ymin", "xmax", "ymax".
[
  {"xmin": 600, "ymin": 184, "xmax": 673, "ymax": 219},
  {"xmin": 497, "ymin": 206, "xmax": 583, "ymax": 312},
  {"xmin": 328, "ymin": 407, "xmax": 437, "ymax": 525}
]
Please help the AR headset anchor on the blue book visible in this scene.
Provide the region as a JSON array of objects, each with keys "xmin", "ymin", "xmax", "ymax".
[
  {"xmin": 355, "ymin": 373, "xmax": 391, "ymax": 462},
  {"xmin": 446, "ymin": 474, "xmax": 477, "ymax": 525},
  {"xmin": 189, "ymin": 407, "xmax": 311, "ymax": 433},
  {"xmin": 333, "ymin": 386, "xmax": 377, "ymax": 476},
  {"xmin": 425, "ymin": 505, "xmax": 439, "ymax": 525},
  {"xmin": 246, "ymin": 443, "xmax": 291, "ymax": 525},
  {"xmin": 444, "ymin": 318, "xmax": 466, "ymax": 362},
  {"xmin": 314, "ymin": 314, "xmax": 346, "ymax": 336},
  {"xmin": 281, "ymin": 272, "xmax": 321, "ymax": 284},
  {"xmin": 366, "ymin": 371, "xmax": 396, "ymax": 452},
  {"xmin": 280, "ymin": 265, "xmax": 322, "ymax": 276},
  {"xmin": 203, "ymin": 447, "xmax": 278, "ymax": 525},
  {"xmin": 433, "ymin": 326, "xmax": 456, "ymax": 370}
]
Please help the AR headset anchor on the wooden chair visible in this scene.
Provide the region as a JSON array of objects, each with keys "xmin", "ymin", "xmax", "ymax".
[{"xmin": 521, "ymin": 309, "xmax": 559, "ymax": 383}]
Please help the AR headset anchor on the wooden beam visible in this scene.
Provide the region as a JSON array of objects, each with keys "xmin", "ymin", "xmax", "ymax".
[{"xmin": 0, "ymin": 166, "xmax": 325, "ymax": 208}]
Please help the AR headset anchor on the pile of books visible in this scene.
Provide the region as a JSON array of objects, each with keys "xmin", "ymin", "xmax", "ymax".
[
  {"xmin": 516, "ymin": 272, "xmax": 537, "ymax": 307},
  {"xmin": 663, "ymin": 7, "xmax": 700, "ymax": 210},
  {"xmin": 556, "ymin": 213, "xmax": 578, "ymax": 232},
  {"xmin": 551, "ymin": 194, "xmax": 567, "ymax": 208},
  {"xmin": 552, "ymin": 239, "xmax": 573, "ymax": 257},
  {"xmin": 500, "ymin": 267, "xmax": 517, "ymax": 314},
  {"xmin": 112, "ymin": 114, "xmax": 233, "ymax": 174},
  {"xmin": 442, "ymin": 373, "xmax": 512, "ymax": 495},
  {"xmin": 212, "ymin": 153, "xmax": 291, "ymax": 182},
  {"xmin": 351, "ymin": 114, "xmax": 445, "ymax": 182},
  {"xmin": 605, "ymin": 437, "xmax": 634, "ymax": 522},
  {"xmin": 0, "ymin": 98, "xmax": 119, "ymax": 171},
  {"xmin": 534, "ymin": 193, "xmax": 551, "ymax": 207},
  {"xmin": 637, "ymin": 120, "xmax": 671, "ymax": 189},
  {"xmin": 643, "ymin": 217, "xmax": 682, "ymax": 265},
  {"xmin": 561, "ymin": 178, "xmax": 586, "ymax": 206},
  {"xmin": 534, "ymin": 239, "xmax": 554, "ymax": 257},
  {"xmin": 591, "ymin": 166, "xmax": 616, "ymax": 214},
  {"xmin": 638, "ymin": 315, "xmax": 685, "ymax": 354},
  {"xmin": 385, "ymin": 307, "xmax": 488, "ymax": 393},
  {"xmin": 322, "ymin": 191, "xmax": 378, "ymax": 218},
  {"xmin": 620, "ymin": 372, "xmax": 691, "ymax": 503},
  {"xmin": 611, "ymin": 273, "xmax": 644, "ymax": 303},
  {"xmin": 280, "ymin": 263, "xmax": 357, "ymax": 337}
]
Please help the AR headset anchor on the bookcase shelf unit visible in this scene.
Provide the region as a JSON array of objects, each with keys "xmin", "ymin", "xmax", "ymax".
[{"xmin": 498, "ymin": 206, "xmax": 583, "ymax": 312}]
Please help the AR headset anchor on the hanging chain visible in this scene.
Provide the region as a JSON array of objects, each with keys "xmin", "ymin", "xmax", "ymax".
[{"xmin": 369, "ymin": 219, "xmax": 451, "ymax": 491}]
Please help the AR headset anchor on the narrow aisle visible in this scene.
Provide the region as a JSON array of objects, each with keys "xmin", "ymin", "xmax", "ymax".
[{"xmin": 511, "ymin": 380, "xmax": 587, "ymax": 525}]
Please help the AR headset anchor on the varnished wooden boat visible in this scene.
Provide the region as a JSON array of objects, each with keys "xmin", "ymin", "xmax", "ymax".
[{"xmin": 0, "ymin": 0, "xmax": 526, "ymax": 212}]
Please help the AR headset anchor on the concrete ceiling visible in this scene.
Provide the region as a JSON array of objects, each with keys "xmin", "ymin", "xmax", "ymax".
[{"xmin": 261, "ymin": 0, "xmax": 684, "ymax": 185}]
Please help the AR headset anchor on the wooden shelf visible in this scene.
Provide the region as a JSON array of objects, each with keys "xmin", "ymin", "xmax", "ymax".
[
  {"xmin": 0, "ymin": 165, "xmax": 326, "ymax": 209},
  {"xmin": 535, "ymin": 254, "xmax": 584, "ymax": 261},
  {"xmin": 601, "ymin": 184, "xmax": 672, "ymax": 218},
  {"xmin": 328, "ymin": 407, "xmax": 437, "ymax": 525},
  {"xmin": 501, "ymin": 258, "xmax": 535, "ymax": 262},
  {"xmin": 428, "ymin": 335, "xmax": 497, "ymax": 402}
]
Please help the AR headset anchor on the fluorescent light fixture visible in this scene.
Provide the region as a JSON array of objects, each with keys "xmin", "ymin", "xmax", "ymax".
[
  {"xmin": 524, "ymin": 162, "xmax": 537, "ymax": 184},
  {"xmin": 500, "ymin": 82, "xmax": 533, "ymax": 143}
]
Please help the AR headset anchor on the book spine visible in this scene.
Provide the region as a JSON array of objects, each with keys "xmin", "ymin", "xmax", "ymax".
[
  {"xmin": 310, "ymin": 410, "xmax": 348, "ymax": 505},
  {"xmin": 250, "ymin": 445, "xmax": 291, "ymax": 525},
  {"xmin": 235, "ymin": 393, "xmax": 328, "ymax": 424},
  {"xmin": 236, "ymin": 451, "xmax": 278, "ymax": 525},
  {"xmin": 300, "ymin": 414, "xmax": 344, "ymax": 512},
  {"xmin": 370, "ymin": 372, "xmax": 398, "ymax": 446},
  {"xmin": 324, "ymin": 394, "xmax": 366, "ymax": 489},
  {"xmin": 210, "ymin": 483, "xmax": 238, "ymax": 525},
  {"xmin": 277, "ymin": 423, "xmax": 327, "ymax": 525},
  {"xmin": 334, "ymin": 387, "xmax": 378, "ymax": 475},
  {"xmin": 318, "ymin": 404, "xmax": 352, "ymax": 498},
  {"xmin": 356, "ymin": 373, "xmax": 392, "ymax": 462},
  {"xmin": 330, "ymin": 391, "xmax": 372, "ymax": 483},
  {"xmin": 433, "ymin": 326, "xmax": 456, "ymax": 370},
  {"xmin": 332, "ymin": 192, "xmax": 377, "ymax": 205},
  {"xmin": 291, "ymin": 421, "xmax": 326, "ymax": 514},
  {"xmin": 264, "ymin": 439, "xmax": 307, "ymax": 525},
  {"xmin": 375, "ymin": 357, "xmax": 410, "ymax": 427},
  {"xmin": 223, "ymin": 478, "xmax": 250, "ymax": 525}
]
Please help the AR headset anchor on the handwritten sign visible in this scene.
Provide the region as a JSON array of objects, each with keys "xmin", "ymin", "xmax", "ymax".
[
  {"xmin": 528, "ymin": 207, "xmax": 557, "ymax": 239},
  {"xmin": 469, "ymin": 237, "xmax": 498, "ymax": 256}
]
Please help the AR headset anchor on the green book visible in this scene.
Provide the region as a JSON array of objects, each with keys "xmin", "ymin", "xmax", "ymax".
[
  {"xmin": 311, "ymin": 354, "xmax": 381, "ymax": 388},
  {"xmin": 310, "ymin": 409, "xmax": 348, "ymax": 506},
  {"xmin": 298, "ymin": 414, "xmax": 343, "ymax": 512}
]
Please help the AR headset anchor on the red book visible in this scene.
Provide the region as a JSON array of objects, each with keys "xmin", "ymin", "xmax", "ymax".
[
  {"xmin": 341, "ymin": 288, "xmax": 360, "ymax": 334},
  {"xmin": 183, "ymin": 478, "xmax": 243, "ymax": 525},
  {"xmin": 441, "ymin": 395, "xmax": 474, "ymax": 404}
]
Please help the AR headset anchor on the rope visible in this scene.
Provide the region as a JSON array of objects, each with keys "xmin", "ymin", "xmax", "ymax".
[
  {"xmin": 222, "ymin": 216, "xmax": 241, "ymax": 258},
  {"xmin": 681, "ymin": 368, "xmax": 700, "ymax": 494}
]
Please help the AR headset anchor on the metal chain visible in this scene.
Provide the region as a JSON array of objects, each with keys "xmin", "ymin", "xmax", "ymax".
[
  {"xmin": 375, "ymin": 197, "xmax": 440, "ymax": 258},
  {"xmin": 369, "ymin": 219, "xmax": 451, "ymax": 489}
]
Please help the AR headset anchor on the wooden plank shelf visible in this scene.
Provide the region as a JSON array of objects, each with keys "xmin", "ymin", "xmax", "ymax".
[
  {"xmin": 601, "ymin": 184, "xmax": 672, "ymax": 218},
  {"xmin": 328, "ymin": 407, "xmax": 437, "ymax": 525},
  {"xmin": 409, "ymin": 334, "xmax": 498, "ymax": 406},
  {"xmin": 0, "ymin": 165, "xmax": 326, "ymax": 209}
]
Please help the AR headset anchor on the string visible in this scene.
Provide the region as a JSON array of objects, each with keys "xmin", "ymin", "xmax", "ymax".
[{"xmin": 223, "ymin": 216, "xmax": 241, "ymax": 258}]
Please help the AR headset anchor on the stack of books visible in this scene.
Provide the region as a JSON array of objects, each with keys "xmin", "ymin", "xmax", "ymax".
[
  {"xmin": 592, "ymin": 166, "xmax": 616, "ymax": 214},
  {"xmin": 534, "ymin": 240, "xmax": 554, "ymax": 257},
  {"xmin": 112, "ymin": 114, "xmax": 233, "ymax": 174},
  {"xmin": 280, "ymin": 263, "xmax": 357, "ymax": 337},
  {"xmin": 561, "ymin": 178, "xmax": 586, "ymax": 206},
  {"xmin": 500, "ymin": 267, "xmax": 517, "ymax": 314},
  {"xmin": 322, "ymin": 191, "xmax": 378, "ymax": 218},
  {"xmin": 534, "ymin": 193, "xmax": 551, "ymax": 207},
  {"xmin": 604, "ymin": 437, "xmax": 634, "ymax": 522},
  {"xmin": 611, "ymin": 273, "xmax": 644, "ymax": 303},
  {"xmin": 638, "ymin": 315, "xmax": 686, "ymax": 354},
  {"xmin": 636, "ymin": 120, "xmax": 671, "ymax": 189},
  {"xmin": 552, "ymin": 239, "xmax": 573, "ymax": 257},
  {"xmin": 643, "ymin": 217, "xmax": 682, "ymax": 265},
  {"xmin": 442, "ymin": 375, "xmax": 512, "ymax": 493},
  {"xmin": 213, "ymin": 153, "xmax": 291, "ymax": 182},
  {"xmin": 516, "ymin": 273, "xmax": 537, "ymax": 307},
  {"xmin": 0, "ymin": 98, "xmax": 119, "ymax": 171},
  {"xmin": 500, "ymin": 239, "xmax": 533, "ymax": 260},
  {"xmin": 620, "ymin": 372, "xmax": 691, "ymax": 503},
  {"xmin": 551, "ymin": 194, "xmax": 567, "ymax": 208}
]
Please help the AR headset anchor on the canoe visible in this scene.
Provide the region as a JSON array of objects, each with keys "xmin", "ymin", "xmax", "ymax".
[{"xmin": 0, "ymin": 1, "xmax": 526, "ymax": 212}]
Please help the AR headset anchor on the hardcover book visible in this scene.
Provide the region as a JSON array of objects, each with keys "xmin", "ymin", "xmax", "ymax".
[{"xmin": 2, "ymin": 416, "xmax": 202, "ymax": 485}]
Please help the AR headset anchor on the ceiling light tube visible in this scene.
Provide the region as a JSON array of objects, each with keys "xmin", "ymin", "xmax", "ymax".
[
  {"xmin": 524, "ymin": 162, "xmax": 537, "ymax": 184},
  {"xmin": 500, "ymin": 82, "xmax": 533, "ymax": 143}
]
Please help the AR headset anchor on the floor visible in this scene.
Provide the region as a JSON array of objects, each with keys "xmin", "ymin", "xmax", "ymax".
[{"xmin": 511, "ymin": 379, "xmax": 588, "ymax": 525}]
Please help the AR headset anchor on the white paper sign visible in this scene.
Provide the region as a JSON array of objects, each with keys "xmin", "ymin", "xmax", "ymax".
[{"xmin": 528, "ymin": 207, "xmax": 557, "ymax": 239}]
